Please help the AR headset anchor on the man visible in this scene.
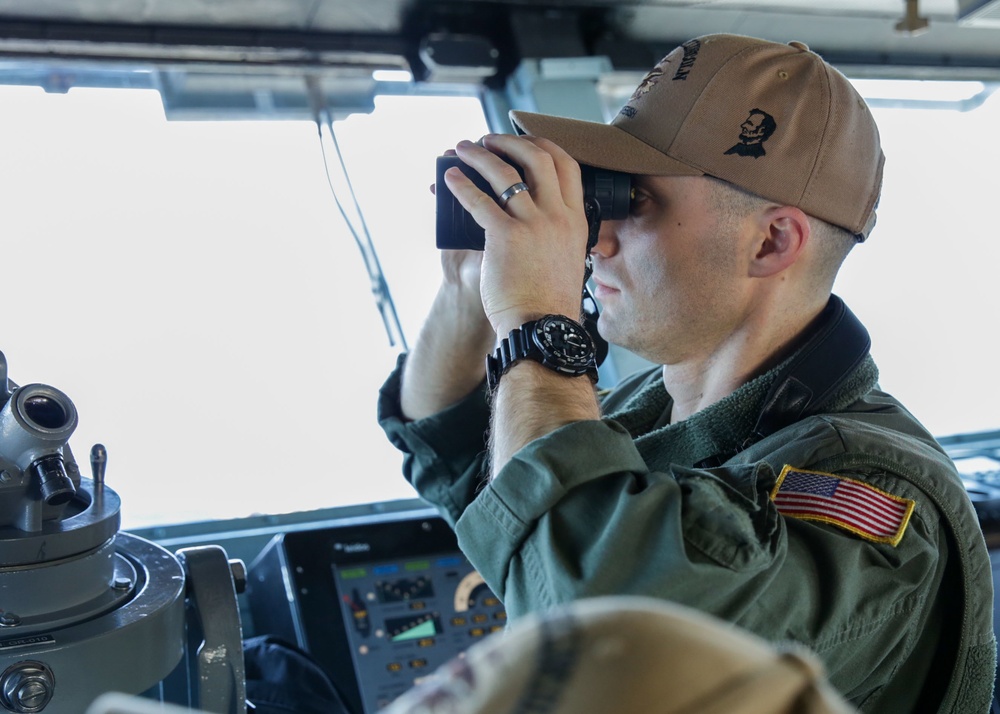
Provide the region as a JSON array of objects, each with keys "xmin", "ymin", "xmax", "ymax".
[{"xmin": 378, "ymin": 34, "xmax": 995, "ymax": 711}]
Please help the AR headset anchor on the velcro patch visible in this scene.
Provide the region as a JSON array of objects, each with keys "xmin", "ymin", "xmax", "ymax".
[{"xmin": 770, "ymin": 465, "xmax": 915, "ymax": 546}]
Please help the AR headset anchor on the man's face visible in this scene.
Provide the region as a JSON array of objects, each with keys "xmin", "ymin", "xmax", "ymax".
[{"xmin": 589, "ymin": 176, "xmax": 750, "ymax": 364}]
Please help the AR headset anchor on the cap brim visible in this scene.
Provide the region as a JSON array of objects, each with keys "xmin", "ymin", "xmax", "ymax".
[{"xmin": 509, "ymin": 110, "xmax": 704, "ymax": 177}]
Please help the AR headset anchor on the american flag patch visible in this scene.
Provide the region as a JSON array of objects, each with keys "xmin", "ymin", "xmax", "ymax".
[{"xmin": 770, "ymin": 465, "xmax": 915, "ymax": 546}]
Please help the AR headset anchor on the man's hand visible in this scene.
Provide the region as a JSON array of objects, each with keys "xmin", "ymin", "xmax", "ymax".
[
  {"xmin": 443, "ymin": 134, "xmax": 591, "ymax": 335},
  {"xmin": 441, "ymin": 134, "xmax": 601, "ymax": 477}
]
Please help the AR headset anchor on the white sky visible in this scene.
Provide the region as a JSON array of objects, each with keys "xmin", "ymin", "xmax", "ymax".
[
  {"xmin": 835, "ymin": 84, "xmax": 1000, "ymax": 438},
  {"xmin": 1, "ymin": 79, "xmax": 998, "ymax": 528},
  {"xmin": 1, "ymin": 85, "xmax": 487, "ymax": 527}
]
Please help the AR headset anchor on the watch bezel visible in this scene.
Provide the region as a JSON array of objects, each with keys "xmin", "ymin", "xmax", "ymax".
[{"xmin": 530, "ymin": 314, "xmax": 597, "ymax": 376}]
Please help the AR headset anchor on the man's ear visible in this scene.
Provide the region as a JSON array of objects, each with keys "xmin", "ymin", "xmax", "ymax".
[{"xmin": 748, "ymin": 205, "xmax": 810, "ymax": 278}]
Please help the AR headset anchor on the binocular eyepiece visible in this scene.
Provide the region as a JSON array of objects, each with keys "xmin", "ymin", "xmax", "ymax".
[
  {"xmin": 435, "ymin": 155, "xmax": 632, "ymax": 251},
  {"xmin": 0, "ymin": 383, "xmax": 79, "ymax": 507}
]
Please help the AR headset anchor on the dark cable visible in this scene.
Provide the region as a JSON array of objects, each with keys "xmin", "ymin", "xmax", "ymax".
[{"xmin": 306, "ymin": 76, "xmax": 409, "ymax": 351}]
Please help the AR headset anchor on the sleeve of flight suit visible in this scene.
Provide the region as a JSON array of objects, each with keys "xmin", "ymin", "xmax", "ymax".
[
  {"xmin": 376, "ymin": 352, "xmax": 492, "ymax": 527},
  {"xmin": 455, "ymin": 417, "xmax": 948, "ymax": 709}
]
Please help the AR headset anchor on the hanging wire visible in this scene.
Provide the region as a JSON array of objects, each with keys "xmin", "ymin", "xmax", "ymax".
[{"xmin": 305, "ymin": 76, "xmax": 409, "ymax": 352}]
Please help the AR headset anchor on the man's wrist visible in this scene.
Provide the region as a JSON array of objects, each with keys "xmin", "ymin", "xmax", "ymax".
[{"xmin": 486, "ymin": 314, "xmax": 598, "ymax": 392}]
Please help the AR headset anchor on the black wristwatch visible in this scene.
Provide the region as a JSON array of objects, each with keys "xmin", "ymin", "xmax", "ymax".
[{"xmin": 486, "ymin": 314, "xmax": 599, "ymax": 392}]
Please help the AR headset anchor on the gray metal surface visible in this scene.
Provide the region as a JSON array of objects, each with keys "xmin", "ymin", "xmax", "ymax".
[
  {"xmin": 0, "ymin": 478, "xmax": 121, "ymax": 567},
  {"xmin": 0, "ymin": 0, "xmax": 998, "ymax": 73},
  {"xmin": 0, "ymin": 533, "xmax": 187, "ymax": 713},
  {"xmin": 175, "ymin": 546, "xmax": 247, "ymax": 714}
]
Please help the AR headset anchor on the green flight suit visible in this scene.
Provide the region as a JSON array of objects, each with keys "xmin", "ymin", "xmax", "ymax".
[{"xmin": 378, "ymin": 335, "xmax": 995, "ymax": 712}]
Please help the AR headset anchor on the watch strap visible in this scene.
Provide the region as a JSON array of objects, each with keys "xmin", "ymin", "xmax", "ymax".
[
  {"xmin": 486, "ymin": 324, "xmax": 534, "ymax": 392},
  {"xmin": 485, "ymin": 316, "xmax": 598, "ymax": 392}
]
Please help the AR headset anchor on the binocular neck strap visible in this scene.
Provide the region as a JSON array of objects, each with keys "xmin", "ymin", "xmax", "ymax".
[{"xmin": 581, "ymin": 197, "xmax": 608, "ymax": 367}]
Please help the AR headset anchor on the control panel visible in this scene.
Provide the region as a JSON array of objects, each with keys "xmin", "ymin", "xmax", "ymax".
[
  {"xmin": 246, "ymin": 511, "xmax": 503, "ymax": 713},
  {"xmin": 334, "ymin": 552, "xmax": 505, "ymax": 710}
]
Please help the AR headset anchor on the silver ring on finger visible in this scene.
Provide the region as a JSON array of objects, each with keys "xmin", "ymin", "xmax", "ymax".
[{"xmin": 499, "ymin": 181, "xmax": 529, "ymax": 207}]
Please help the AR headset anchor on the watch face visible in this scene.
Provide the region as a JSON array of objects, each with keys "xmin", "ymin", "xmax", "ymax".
[{"xmin": 533, "ymin": 315, "xmax": 596, "ymax": 374}]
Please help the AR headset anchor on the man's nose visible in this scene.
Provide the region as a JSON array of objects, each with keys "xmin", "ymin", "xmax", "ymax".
[{"xmin": 592, "ymin": 218, "xmax": 621, "ymax": 258}]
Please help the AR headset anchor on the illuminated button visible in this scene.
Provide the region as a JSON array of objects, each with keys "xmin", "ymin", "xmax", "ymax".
[
  {"xmin": 469, "ymin": 628, "xmax": 486, "ymax": 637},
  {"xmin": 418, "ymin": 638, "xmax": 435, "ymax": 648},
  {"xmin": 495, "ymin": 612, "xmax": 507, "ymax": 621},
  {"xmin": 483, "ymin": 597, "xmax": 501, "ymax": 607},
  {"xmin": 410, "ymin": 659, "xmax": 428, "ymax": 669},
  {"xmin": 451, "ymin": 617, "xmax": 467, "ymax": 626},
  {"xmin": 490, "ymin": 625, "xmax": 503, "ymax": 633},
  {"xmin": 472, "ymin": 614, "xmax": 488, "ymax": 623},
  {"xmin": 386, "ymin": 663, "xmax": 403, "ymax": 673},
  {"xmin": 410, "ymin": 601, "xmax": 426, "ymax": 610}
]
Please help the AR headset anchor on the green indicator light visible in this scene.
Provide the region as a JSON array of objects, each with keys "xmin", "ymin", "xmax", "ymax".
[
  {"xmin": 393, "ymin": 619, "xmax": 437, "ymax": 642},
  {"xmin": 341, "ymin": 568, "xmax": 367, "ymax": 580},
  {"xmin": 404, "ymin": 561, "xmax": 430, "ymax": 572}
]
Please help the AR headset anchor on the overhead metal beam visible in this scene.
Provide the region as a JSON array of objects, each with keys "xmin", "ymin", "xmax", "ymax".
[{"xmin": 0, "ymin": 19, "xmax": 412, "ymax": 71}]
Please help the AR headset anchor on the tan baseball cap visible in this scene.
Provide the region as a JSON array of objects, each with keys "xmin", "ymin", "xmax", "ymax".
[
  {"xmin": 510, "ymin": 34, "xmax": 885, "ymax": 240},
  {"xmin": 383, "ymin": 596, "xmax": 858, "ymax": 714}
]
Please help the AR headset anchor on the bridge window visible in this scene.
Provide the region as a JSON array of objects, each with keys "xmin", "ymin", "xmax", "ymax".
[
  {"xmin": 1, "ymin": 81, "xmax": 487, "ymax": 527},
  {"xmin": 2, "ymin": 73, "xmax": 996, "ymax": 527},
  {"xmin": 835, "ymin": 79, "xmax": 1000, "ymax": 440}
]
